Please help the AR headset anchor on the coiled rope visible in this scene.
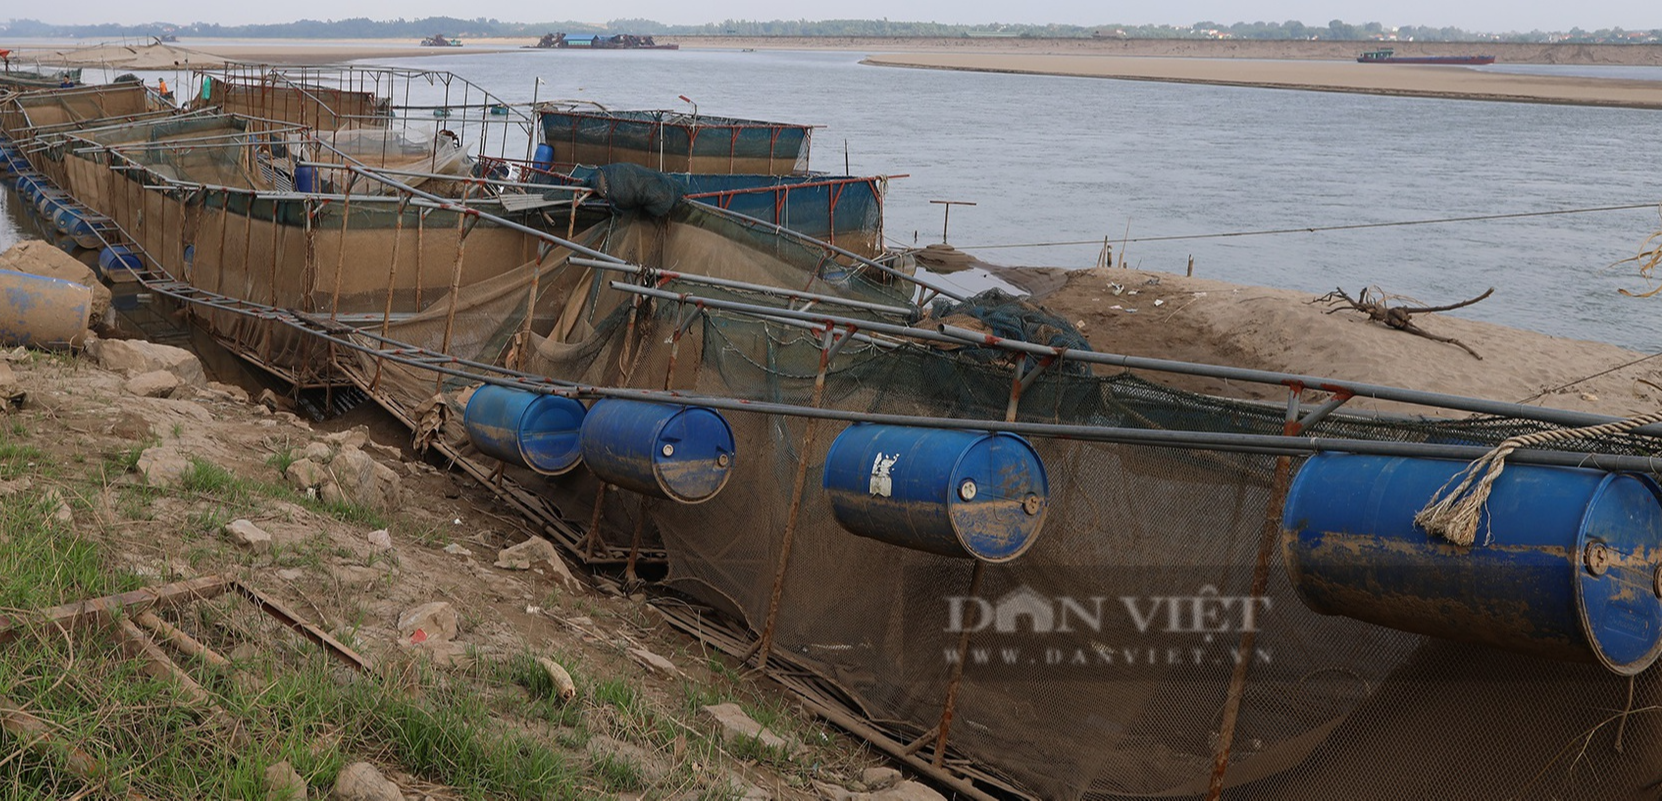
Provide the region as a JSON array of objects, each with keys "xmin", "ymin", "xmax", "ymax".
[{"xmin": 1414, "ymin": 409, "xmax": 1662, "ymax": 546}]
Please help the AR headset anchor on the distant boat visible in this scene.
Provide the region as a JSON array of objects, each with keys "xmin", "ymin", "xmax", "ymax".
[
  {"xmin": 1357, "ymin": 48, "xmax": 1495, "ymax": 65},
  {"xmin": 527, "ymin": 32, "xmax": 678, "ymax": 50},
  {"xmin": 419, "ymin": 34, "xmax": 463, "ymax": 47}
]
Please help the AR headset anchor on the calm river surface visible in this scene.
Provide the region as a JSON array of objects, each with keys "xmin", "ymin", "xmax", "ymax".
[{"xmin": 5, "ymin": 48, "xmax": 1660, "ymax": 350}]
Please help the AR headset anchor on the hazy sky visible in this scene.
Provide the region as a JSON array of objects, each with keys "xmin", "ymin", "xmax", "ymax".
[{"xmin": 19, "ymin": 1, "xmax": 1658, "ymax": 32}]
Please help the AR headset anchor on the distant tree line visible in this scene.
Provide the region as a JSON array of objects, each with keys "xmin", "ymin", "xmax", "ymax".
[{"xmin": 1, "ymin": 16, "xmax": 1657, "ymax": 44}]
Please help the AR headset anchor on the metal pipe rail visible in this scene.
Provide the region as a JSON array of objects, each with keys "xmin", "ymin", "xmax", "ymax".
[
  {"xmin": 613, "ymin": 283, "xmax": 965, "ymax": 345},
  {"xmin": 334, "ymin": 163, "xmax": 625, "ymax": 267},
  {"xmin": 306, "ymin": 162, "xmax": 595, "ymax": 194},
  {"xmin": 26, "ymin": 126, "xmax": 1657, "ymax": 472},
  {"xmin": 931, "ymin": 323, "xmax": 1662, "ymax": 438},
  {"xmin": 270, "ymin": 318, "xmax": 1662, "ymax": 474},
  {"xmin": 699, "ymin": 200, "xmax": 966, "ymax": 302},
  {"xmin": 612, "ymin": 284, "xmax": 1662, "ymax": 440},
  {"xmin": 573, "ymin": 258, "xmax": 919, "ymax": 318}
]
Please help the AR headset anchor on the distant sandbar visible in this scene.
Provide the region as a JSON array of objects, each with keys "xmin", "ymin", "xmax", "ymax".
[{"xmin": 861, "ymin": 52, "xmax": 1662, "ymax": 109}]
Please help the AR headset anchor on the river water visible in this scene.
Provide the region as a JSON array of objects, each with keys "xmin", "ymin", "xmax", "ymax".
[{"xmin": 5, "ymin": 48, "xmax": 1661, "ymax": 350}]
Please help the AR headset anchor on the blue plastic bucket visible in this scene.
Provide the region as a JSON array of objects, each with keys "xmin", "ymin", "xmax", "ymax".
[
  {"xmin": 293, "ymin": 165, "xmax": 317, "ymax": 193},
  {"xmin": 822, "ymin": 424, "xmax": 1049, "ymax": 562},
  {"xmin": 579, "ymin": 399, "xmax": 735, "ymax": 503},
  {"xmin": 463, "ymin": 385, "xmax": 586, "ymax": 475},
  {"xmin": 1282, "ymin": 452, "xmax": 1662, "ymax": 674}
]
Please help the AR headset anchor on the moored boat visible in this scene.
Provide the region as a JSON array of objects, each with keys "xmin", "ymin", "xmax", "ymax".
[{"xmin": 1357, "ymin": 47, "xmax": 1496, "ymax": 65}]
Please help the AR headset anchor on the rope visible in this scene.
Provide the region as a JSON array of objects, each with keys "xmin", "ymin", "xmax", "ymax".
[
  {"xmin": 954, "ymin": 202, "xmax": 1660, "ymax": 251},
  {"xmin": 1414, "ymin": 408, "xmax": 1662, "ymax": 546}
]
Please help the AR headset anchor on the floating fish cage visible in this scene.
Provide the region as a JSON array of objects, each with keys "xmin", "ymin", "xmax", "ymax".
[{"xmin": 538, "ymin": 106, "xmax": 813, "ymax": 176}]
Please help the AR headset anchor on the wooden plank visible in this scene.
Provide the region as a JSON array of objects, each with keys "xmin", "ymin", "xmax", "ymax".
[
  {"xmin": 0, "ymin": 576, "xmax": 233, "ymax": 645},
  {"xmin": 134, "ymin": 611, "xmax": 231, "ymax": 669}
]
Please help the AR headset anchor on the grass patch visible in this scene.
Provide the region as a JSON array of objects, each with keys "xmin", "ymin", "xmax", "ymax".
[
  {"xmin": 170, "ymin": 456, "xmax": 389, "ymax": 531},
  {"xmin": 0, "ymin": 490, "xmax": 139, "ymax": 609},
  {"xmin": 309, "ymin": 498, "xmax": 388, "ymax": 530},
  {"xmin": 0, "ymin": 488, "xmax": 601, "ymax": 799},
  {"xmin": 265, "ymin": 444, "xmax": 298, "ymax": 475},
  {"xmin": 0, "ymin": 439, "xmax": 46, "ymax": 481}
]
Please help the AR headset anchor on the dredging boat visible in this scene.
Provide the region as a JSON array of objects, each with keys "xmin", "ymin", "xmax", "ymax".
[
  {"xmin": 3, "ymin": 64, "xmax": 1659, "ymax": 801},
  {"xmin": 1357, "ymin": 48, "xmax": 1497, "ymax": 65}
]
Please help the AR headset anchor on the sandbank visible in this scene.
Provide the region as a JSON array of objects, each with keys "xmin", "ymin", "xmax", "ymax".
[{"xmin": 862, "ymin": 52, "xmax": 1662, "ymax": 109}]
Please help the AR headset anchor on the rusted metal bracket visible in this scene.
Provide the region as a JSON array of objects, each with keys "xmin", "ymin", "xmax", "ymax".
[{"xmin": 228, "ymin": 580, "xmax": 372, "ymax": 673}]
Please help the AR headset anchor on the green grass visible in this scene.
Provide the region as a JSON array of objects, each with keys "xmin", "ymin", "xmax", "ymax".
[
  {"xmin": 265, "ymin": 445, "xmax": 299, "ymax": 475},
  {"xmin": 168, "ymin": 456, "xmax": 388, "ymax": 531},
  {"xmin": 0, "ymin": 439, "xmax": 46, "ymax": 481}
]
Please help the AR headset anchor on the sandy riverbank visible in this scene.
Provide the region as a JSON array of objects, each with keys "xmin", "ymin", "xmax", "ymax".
[
  {"xmin": 19, "ymin": 35, "xmax": 1662, "ymax": 66},
  {"xmin": 14, "ymin": 36, "xmax": 1661, "ymax": 106},
  {"xmin": 1005, "ymin": 264, "xmax": 1661, "ymax": 417},
  {"xmin": 863, "ymin": 52, "xmax": 1662, "ymax": 108},
  {"xmin": 663, "ymin": 36, "xmax": 1662, "ymax": 65}
]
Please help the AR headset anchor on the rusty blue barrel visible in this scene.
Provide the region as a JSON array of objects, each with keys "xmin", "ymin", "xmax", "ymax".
[
  {"xmin": 822, "ymin": 424, "xmax": 1049, "ymax": 562},
  {"xmin": 0, "ymin": 268, "xmax": 92, "ymax": 349},
  {"xmin": 579, "ymin": 399, "xmax": 736, "ymax": 503},
  {"xmin": 463, "ymin": 385, "xmax": 587, "ymax": 475},
  {"xmin": 1282, "ymin": 452, "xmax": 1662, "ymax": 675}
]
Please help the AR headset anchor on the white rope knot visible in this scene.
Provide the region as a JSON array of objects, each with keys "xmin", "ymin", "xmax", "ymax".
[{"xmin": 1414, "ymin": 409, "xmax": 1662, "ymax": 547}]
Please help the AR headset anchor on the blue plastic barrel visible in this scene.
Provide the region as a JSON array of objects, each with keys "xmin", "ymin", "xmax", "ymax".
[
  {"xmin": 532, "ymin": 143, "xmax": 555, "ymax": 173},
  {"xmin": 463, "ymin": 385, "xmax": 587, "ymax": 475},
  {"xmin": 293, "ymin": 165, "xmax": 317, "ymax": 193},
  {"xmin": 822, "ymin": 425, "xmax": 1049, "ymax": 562},
  {"xmin": 98, "ymin": 246, "xmax": 142, "ymax": 275},
  {"xmin": 579, "ymin": 399, "xmax": 735, "ymax": 503},
  {"xmin": 52, "ymin": 204, "xmax": 93, "ymax": 239},
  {"xmin": 1282, "ymin": 453, "xmax": 1662, "ymax": 675}
]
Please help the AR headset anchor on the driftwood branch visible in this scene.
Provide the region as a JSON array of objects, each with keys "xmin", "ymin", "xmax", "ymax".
[{"xmin": 1317, "ymin": 286, "xmax": 1492, "ymax": 360}]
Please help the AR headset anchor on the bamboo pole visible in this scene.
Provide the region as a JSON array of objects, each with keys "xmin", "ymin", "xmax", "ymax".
[
  {"xmin": 436, "ymin": 183, "xmax": 473, "ymax": 394},
  {"xmin": 372, "ymin": 197, "xmax": 409, "ymax": 391}
]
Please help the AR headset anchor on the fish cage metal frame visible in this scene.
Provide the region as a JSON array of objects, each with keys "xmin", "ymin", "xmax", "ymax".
[{"xmin": 189, "ymin": 64, "xmax": 539, "ymax": 172}]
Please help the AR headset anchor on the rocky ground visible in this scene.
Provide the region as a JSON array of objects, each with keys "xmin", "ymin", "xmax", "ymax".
[{"xmin": 0, "ymin": 242, "xmax": 941, "ymax": 801}]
